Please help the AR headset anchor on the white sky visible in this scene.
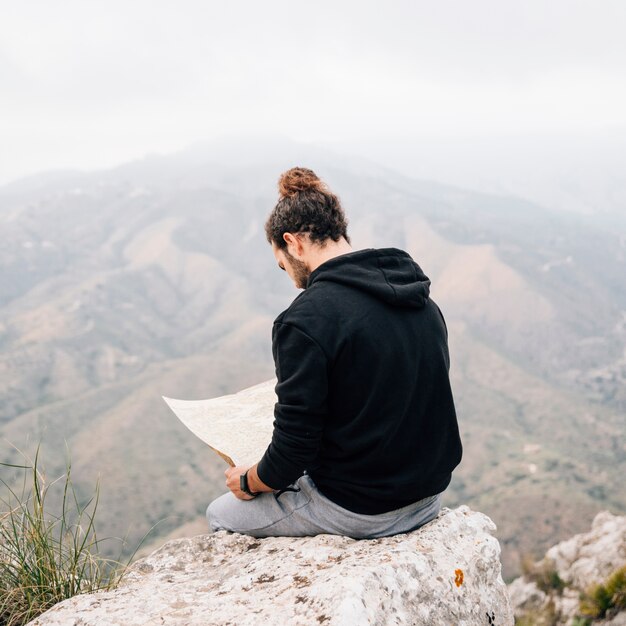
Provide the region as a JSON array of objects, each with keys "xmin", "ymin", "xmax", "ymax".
[{"xmin": 1, "ymin": 0, "xmax": 626, "ymax": 187}]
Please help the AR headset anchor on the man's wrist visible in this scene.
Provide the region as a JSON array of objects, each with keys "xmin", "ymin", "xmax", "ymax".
[
  {"xmin": 240, "ymin": 469, "xmax": 261, "ymax": 497},
  {"xmin": 247, "ymin": 464, "xmax": 272, "ymax": 493}
]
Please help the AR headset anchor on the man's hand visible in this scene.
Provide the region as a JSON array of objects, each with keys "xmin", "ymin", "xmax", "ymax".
[
  {"xmin": 225, "ymin": 465, "xmax": 256, "ymax": 500},
  {"xmin": 225, "ymin": 463, "xmax": 274, "ymax": 500}
]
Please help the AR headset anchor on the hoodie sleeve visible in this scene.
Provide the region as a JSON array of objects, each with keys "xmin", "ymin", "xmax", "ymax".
[{"xmin": 256, "ymin": 321, "xmax": 328, "ymax": 489}]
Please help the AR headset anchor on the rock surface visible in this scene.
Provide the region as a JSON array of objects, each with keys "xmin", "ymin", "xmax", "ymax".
[
  {"xmin": 29, "ymin": 506, "xmax": 513, "ymax": 626},
  {"xmin": 508, "ymin": 511, "xmax": 626, "ymax": 625}
]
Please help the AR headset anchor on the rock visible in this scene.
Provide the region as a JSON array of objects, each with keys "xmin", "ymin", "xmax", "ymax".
[
  {"xmin": 507, "ymin": 576, "xmax": 547, "ymax": 612},
  {"xmin": 29, "ymin": 506, "xmax": 513, "ymax": 626},
  {"xmin": 546, "ymin": 511, "xmax": 626, "ymax": 589},
  {"xmin": 600, "ymin": 614, "xmax": 626, "ymax": 626},
  {"xmin": 508, "ymin": 511, "xmax": 626, "ymax": 626}
]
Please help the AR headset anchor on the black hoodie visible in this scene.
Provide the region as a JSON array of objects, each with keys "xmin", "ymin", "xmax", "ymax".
[{"xmin": 256, "ymin": 247, "xmax": 462, "ymax": 515}]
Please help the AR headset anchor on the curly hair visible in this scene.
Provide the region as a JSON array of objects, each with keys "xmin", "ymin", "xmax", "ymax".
[{"xmin": 264, "ymin": 167, "xmax": 350, "ymax": 249}]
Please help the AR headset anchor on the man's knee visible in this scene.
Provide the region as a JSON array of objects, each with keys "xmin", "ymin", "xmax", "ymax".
[{"xmin": 206, "ymin": 493, "xmax": 232, "ymax": 532}]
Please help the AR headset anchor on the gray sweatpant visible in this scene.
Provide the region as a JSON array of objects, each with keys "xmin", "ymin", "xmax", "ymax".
[{"xmin": 206, "ymin": 474, "xmax": 442, "ymax": 539}]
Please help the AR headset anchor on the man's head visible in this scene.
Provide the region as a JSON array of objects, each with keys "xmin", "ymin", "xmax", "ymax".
[{"xmin": 265, "ymin": 167, "xmax": 351, "ymax": 289}]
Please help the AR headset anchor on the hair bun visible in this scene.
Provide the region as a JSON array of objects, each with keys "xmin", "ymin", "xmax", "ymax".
[{"xmin": 278, "ymin": 167, "xmax": 325, "ymax": 198}]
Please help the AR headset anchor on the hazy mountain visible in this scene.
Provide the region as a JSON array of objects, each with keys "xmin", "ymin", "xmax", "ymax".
[
  {"xmin": 0, "ymin": 137, "xmax": 624, "ymax": 578},
  {"xmin": 344, "ymin": 130, "xmax": 626, "ymax": 226}
]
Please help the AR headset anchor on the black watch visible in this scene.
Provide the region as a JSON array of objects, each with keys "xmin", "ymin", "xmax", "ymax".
[{"xmin": 240, "ymin": 469, "xmax": 261, "ymax": 497}]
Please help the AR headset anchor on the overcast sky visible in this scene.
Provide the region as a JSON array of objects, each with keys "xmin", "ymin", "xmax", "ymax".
[{"xmin": 2, "ymin": 0, "xmax": 625, "ymax": 189}]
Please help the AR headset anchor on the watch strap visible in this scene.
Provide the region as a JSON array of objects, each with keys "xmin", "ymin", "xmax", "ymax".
[{"xmin": 240, "ymin": 469, "xmax": 261, "ymax": 497}]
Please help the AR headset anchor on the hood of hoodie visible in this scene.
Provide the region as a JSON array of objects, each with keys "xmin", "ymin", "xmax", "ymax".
[{"xmin": 306, "ymin": 248, "xmax": 431, "ymax": 308}]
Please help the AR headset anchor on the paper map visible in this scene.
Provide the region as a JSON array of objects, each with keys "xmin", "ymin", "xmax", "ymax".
[{"xmin": 162, "ymin": 379, "xmax": 277, "ymax": 467}]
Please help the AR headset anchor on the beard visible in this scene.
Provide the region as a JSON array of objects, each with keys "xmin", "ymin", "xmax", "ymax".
[{"xmin": 284, "ymin": 249, "xmax": 311, "ymax": 289}]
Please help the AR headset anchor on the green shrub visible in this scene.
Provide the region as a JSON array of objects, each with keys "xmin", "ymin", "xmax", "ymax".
[
  {"xmin": 521, "ymin": 555, "xmax": 566, "ymax": 594},
  {"xmin": 605, "ymin": 566, "xmax": 626, "ymax": 611},
  {"xmin": 578, "ymin": 565, "xmax": 626, "ymax": 620},
  {"xmin": 0, "ymin": 448, "xmax": 136, "ymax": 626}
]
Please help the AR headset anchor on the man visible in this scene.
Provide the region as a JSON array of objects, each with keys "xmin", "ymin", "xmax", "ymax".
[{"xmin": 206, "ymin": 167, "xmax": 462, "ymax": 538}]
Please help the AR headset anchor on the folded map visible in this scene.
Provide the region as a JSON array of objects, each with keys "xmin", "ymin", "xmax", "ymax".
[{"xmin": 162, "ymin": 378, "xmax": 277, "ymax": 467}]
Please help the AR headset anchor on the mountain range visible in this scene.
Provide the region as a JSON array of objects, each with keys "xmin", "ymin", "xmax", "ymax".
[{"xmin": 0, "ymin": 137, "xmax": 624, "ymax": 578}]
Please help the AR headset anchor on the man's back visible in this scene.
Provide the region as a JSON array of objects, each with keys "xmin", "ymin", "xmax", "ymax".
[
  {"xmin": 257, "ymin": 247, "xmax": 463, "ymax": 514},
  {"xmin": 208, "ymin": 166, "xmax": 462, "ymax": 539}
]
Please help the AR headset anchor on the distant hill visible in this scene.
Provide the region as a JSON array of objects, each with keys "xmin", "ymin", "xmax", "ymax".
[{"xmin": 0, "ymin": 137, "xmax": 624, "ymax": 577}]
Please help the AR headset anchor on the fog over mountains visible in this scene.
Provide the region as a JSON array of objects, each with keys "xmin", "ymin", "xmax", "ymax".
[{"xmin": 0, "ymin": 137, "xmax": 624, "ymax": 578}]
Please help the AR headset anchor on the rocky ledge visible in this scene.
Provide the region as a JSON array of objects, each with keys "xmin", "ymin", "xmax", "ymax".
[
  {"xmin": 509, "ymin": 511, "xmax": 626, "ymax": 625},
  {"xmin": 30, "ymin": 506, "xmax": 513, "ymax": 626}
]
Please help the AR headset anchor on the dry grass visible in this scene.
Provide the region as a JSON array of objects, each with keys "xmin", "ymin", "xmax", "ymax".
[{"xmin": 0, "ymin": 447, "xmax": 139, "ymax": 626}]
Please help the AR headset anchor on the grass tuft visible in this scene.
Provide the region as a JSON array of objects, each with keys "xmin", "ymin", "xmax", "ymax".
[
  {"xmin": 521, "ymin": 555, "xmax": 566, "ymax": 595},
  {"xmin": 0, "ymin": 447, "xmax": 135, "ymax": 626},
  {"xmin": 578, "ymin": 565, "xmax": 626, "ymax": 620}
]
